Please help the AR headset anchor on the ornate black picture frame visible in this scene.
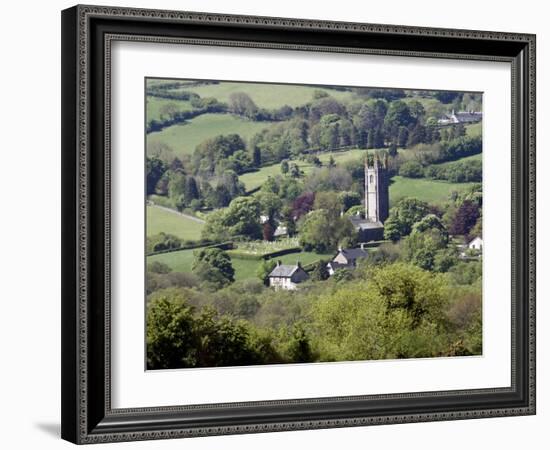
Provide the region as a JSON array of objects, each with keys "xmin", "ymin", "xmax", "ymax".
[{"xmin": 61, "ymin": 4, "xmax": 536, "ymax": 444}]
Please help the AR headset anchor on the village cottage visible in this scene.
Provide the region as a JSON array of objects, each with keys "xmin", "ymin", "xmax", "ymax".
[
  {"xmin": 458, "ymin": 236, "xmax": 483, "ymax": 258},
  {"xmin": 326, "ymin": 246, "xmax": 369, "ymax": 276},
  {"xmin": 268, "ymin": 261, "xmax": 309, "ymax": 290},
  {"xmin": 467, "ymin": 236, "xmax": 483, "ymax": 251},
  {"xmin": 437, "ymin": 110, "xmax": 483, "ymax": 125}
]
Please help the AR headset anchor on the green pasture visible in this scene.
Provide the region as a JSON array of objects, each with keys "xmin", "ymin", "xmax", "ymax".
[
  {"xmin": 239, "ymin": 148, "xmax": 374, "ymax": 192},
  {"xmin": 465, "ymin": 122, "xmax": 482, "ymax": 137},
  {"xmin": 146, "ymin": 206, "xmax": 204, "ymax": 241},
  {"xmin": 389, "ymin": 175, "xmax": 476, "ymax": 206},
  {"xmin": 146, "ymin": 97, "xmax": 194, "ymax": 122},
  {"xmin": 169, "ymin": 82, "xmax": 354, "ymax": 109},
  {"xmin": 147, "ymin": 247, "xmax": 333, "ymax": 281},
  {"xmin": 146, "ymin": 79, "xmax": 175, "ymax": 88},
  {"xmin": 434, "ymin": 153, "xmax": 482, "ymax": 168},
  {"xmin": 147, "ymin": 113, "xmax": 270, "ymax": 158},
  {"xmin": 147, "ymin": 248, "xmax": 196, "ymax": 273}
]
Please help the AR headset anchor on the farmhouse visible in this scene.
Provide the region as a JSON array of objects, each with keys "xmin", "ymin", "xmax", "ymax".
[
  {"xmin": 437, "ymin": 110, "xmax": 482, "ymax": 125},
  {"xmin": 326, "ymin": 246, "xmax": 368, "ymax": 276},
  {"xmin": 350, "ymin": 155, "xmax": 389, "ymax": 242},
  {"xmin": 268, "ymin": 261, "xmax": 309, "ymax": 290}
]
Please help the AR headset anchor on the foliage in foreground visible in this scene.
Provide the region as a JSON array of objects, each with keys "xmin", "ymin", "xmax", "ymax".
[{"xmin": 146, "ymin": 261, "xmax": 482, "ymax": 369}]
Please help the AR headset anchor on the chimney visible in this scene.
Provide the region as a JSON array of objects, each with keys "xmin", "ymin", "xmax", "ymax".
[
  {"xmin": 360, "ymin": 242, "xmax": 365, "ymax": 250},
  {"xmin": 276, "ymin": 260, "xmax": 282, "ymax": 267},
  {"xmin": 296, "ymin": 261, "xmax": 301, "ymax": 268},
  {"xmin": 338, "ymin": 245, "xmax": 343, "ymax": 252}
]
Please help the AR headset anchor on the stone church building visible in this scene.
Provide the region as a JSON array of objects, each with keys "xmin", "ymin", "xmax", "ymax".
[{"xmin": 349, "ymin": 155, "xmax": 389, "ymax": 242}]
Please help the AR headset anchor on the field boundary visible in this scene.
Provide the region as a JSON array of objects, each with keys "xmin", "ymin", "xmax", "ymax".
[
  {"xmin": 147, "ymin": 241, "xmax": 234, "ymax": 257},
  {"xmin": 227, "ymin": 246, "xmax": 302, "ymax": 261}
]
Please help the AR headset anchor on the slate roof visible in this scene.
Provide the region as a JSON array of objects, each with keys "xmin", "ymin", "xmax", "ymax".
[
  {"xmin": 327, "ymin": 261, "xmax": 353, "ymax": 271},
  {"xmin": 438, "ymin": 111, "xmax": 482, "ymax": 124},
  {"xmin": 349, "ymin": 216, "xmax": 384, "ymax": 231},
  {"xmin": 268, "ymin": 264, "xmax": 300, "ymax": 278},
  {"xmin": 339, "ymin": 247, "xmax": 368, "ymax": 261},
  {"xmin": 454, "ymin": 111, "xmax": 482, "ymax": 122}
]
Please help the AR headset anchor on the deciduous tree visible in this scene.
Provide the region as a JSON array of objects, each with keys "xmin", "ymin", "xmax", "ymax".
[{"xmin": 192, "ymin": 247, "xmax": 235, "ymax": 287}]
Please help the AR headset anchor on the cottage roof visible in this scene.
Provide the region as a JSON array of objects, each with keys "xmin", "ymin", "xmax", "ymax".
[
  {"xmin": 269, "ymin": 263, "xmax": 301, "ymax": 278},
  {"xmin": 327, "ymin": 261, "xmax": 352, "ymax": 271},
  {"xmin": 454, "ymin": 111, "xmax": 482, "ymax": 122},
  {"xmin": 338, "ymin": 247, "xmax": 368, "ymax": 261}
]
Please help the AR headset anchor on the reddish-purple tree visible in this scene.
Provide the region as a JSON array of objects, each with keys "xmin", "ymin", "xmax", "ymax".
[
  {"xmin": 262, "ymin": 222, "xmax": 275, "ymax": 242},
  {"xmin": 291, "ymin": 192, "xmax": 315, "ymax": 220},
  {"xmin": 449, "ymin": 200, "xmax": 480, "ymax": 236}
]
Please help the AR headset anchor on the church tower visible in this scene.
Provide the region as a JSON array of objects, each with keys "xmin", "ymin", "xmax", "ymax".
[{"xmin": 365, "ymin": 154, "xmax": 389, "ymax": 223}]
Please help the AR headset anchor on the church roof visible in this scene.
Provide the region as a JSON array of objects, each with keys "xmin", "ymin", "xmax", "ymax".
[{"xmin": 348, "ymin": 216, "xmax": 384, "ymax": 230}]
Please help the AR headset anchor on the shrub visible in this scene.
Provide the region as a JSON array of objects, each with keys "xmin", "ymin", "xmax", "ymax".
[
  {"xmin": 146, "ymin": 233, "xmax": 182, "ymax": 254},
  {"xmin": 147, "ymin": 261, "xmax": 172, "ymax": 274},
  {"xmin": 398, "ymin": 160, "xmax": 424, "ymax": 178}
]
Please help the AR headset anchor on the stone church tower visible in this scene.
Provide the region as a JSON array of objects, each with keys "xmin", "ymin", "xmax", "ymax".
[{"xmin": 364, "ymin": 155, "xmax": 389, "ymax": 224}]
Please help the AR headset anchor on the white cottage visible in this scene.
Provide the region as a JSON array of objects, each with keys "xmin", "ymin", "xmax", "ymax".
[
  {"xmin": 468, "ymin": 236, "xmax": 483, "ymax": 251},
  {"xmin": 268, "ymin": 261, "xmax": 309, "ymax": 290}
]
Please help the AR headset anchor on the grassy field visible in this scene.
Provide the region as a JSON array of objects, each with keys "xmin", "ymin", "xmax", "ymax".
[
  {"xmin": 434, "ymin": 152, "xmax": 482, "ymax": 168},
  {"xmin": 147, "ymin": 113, "xmax": 270, "ymax": 158},
  {"xmin": 239, "ymin": 149, "xmax": 478, "ymax": 204},
  {"xmin": 170, "ymin": 82, "xmax": 354, "ymax": 109},
  {"xmin": 146, "ymin": 97, "xmax": 194, "ymax": 122},
  {"xmin": 239, "ymin": 148, "xmax": 373, "ymax": 192},
  {"xmin": 465, "ymin": 122, "xmax": 482, "ymax": 137},
  {"xmin": 147, "ymin": 247, "xmax": 333, "ymax": 281},
  {"xmin": 146, "ymin": 79, "xmax": 176, "ymax": 87},
  {"xmin": 146, "ymin": 206, "xmax": 204, "ymax": 241},
  {"xmin": 147, "ymin": 248, "xmax": 196, "ymax": 273},
  {"xmin": 389, "ymin": 176, "xmax": 476, "ymax": 206},
  {"xmin": 230, "ymin": 250, "xmax": 334, "ymax": 281}
]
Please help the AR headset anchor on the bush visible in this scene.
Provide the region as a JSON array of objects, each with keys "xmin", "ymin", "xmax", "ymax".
[
  {"xmin": 437, "ymin": 135, "xmax": 482, "ymax": 163},
  {"xmin": 426, "ymin": 159, "xmax": 482, "ymax": 183},
  {"xmin": 146, "ymin": 233, "xmax": 182, "ymax": 254},
  {"xmin": 147, "ymin": 294, "xmax": 279, "ymax": 369},
  {"xmin": 147, "ymin": 261, "xmax": 172, "ymax": 274},
  {"xmin": 146, "ymin": 272, "xmax": 200, "ymax": 294},
  {"xmin": 398, "ymin": 160, "xmax": 424, "ymax": 178}
]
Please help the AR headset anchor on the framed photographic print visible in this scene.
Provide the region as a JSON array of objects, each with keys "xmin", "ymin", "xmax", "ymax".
[{"xmin": 61, "ymin": 4, "xmax": 536, "ymax": 444}]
